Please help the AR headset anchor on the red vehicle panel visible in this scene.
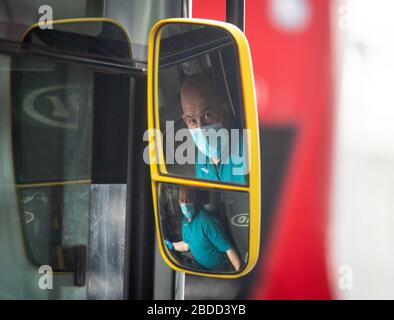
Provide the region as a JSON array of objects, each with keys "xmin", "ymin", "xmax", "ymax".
[{"xmin": 193, "ymin": 0, "xmax": 333, "ymax": 299}]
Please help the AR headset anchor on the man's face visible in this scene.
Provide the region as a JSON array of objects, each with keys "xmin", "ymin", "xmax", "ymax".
[
  {"xmin": 181, "ymin": 86, "xmax": 222, "ymax": 129},
  {"xmin": 178, "ymin": 188, "xmax": 194, "ymax": 205}
]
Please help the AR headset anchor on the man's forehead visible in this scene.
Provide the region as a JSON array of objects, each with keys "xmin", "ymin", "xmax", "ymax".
[
  {"xmin": 182, "ymin": 102, "xmax": 216, "ymax": 114},
  {"xmin": 178, "ymin": 188, "xmax": 192, "ymax": 197},
  {"xmin": 178, "ymin": 188, "xmax": 188, "ymax": 195},
  {"xmin": 182, "ymin": 90, "xmax": 215, "ymax": 104},
  {"xmin": 181, "ymin": 93, "xmax": 219, "ymax": 113}
]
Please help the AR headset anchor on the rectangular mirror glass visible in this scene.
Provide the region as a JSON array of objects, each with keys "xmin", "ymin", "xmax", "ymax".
[
  {"xmin": 158, "ymin": 183, "xmax": 249, "ymax": 275},
  {"xmin": 155, "ymin": 23, "xmax": 248, "ymax": 185}
]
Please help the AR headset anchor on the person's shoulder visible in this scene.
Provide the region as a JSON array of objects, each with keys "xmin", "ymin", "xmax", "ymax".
[
  {"xmin": 196, "ymin": 209, "xmax": 212, "ymax": 223},
  {"xmin": 220, "ymin": 162, "xmax": 246, "ymax": 183},
  {"xmin": 196, "ymin": 209, "xmax": 209, "ymax": 219},
  {"xmin": 197, "ymin": 209, "xmax": 218, "ymax": 227}
]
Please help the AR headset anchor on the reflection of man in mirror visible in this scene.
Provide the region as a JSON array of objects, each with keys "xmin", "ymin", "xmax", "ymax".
[
  {"xmin": 165, "ymin": 187, "xmax": 241, "ymax": 271},
  {"xmin": 180, "ymin": 74, "xmax": 246, "ymax": 184}
]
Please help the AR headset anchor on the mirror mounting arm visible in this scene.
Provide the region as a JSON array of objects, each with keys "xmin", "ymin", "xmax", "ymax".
[{"xmin": 226, "ymin": 0, "xmax": 245, "ymax": 32}]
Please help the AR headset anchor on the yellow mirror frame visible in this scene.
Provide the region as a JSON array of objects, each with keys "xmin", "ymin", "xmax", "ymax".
[{"xmin": 147, "ymin": 18, "xmax": 261, "ymax": 278}]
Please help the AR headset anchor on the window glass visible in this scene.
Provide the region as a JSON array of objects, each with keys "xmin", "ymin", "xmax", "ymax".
[{"xmin": 105, "ymin": 0, "xmax": 184, "ymax": 63}]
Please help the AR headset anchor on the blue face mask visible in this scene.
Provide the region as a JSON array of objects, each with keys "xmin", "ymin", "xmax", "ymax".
[
  {"xmin": 189, "ymin": 122, "xmax": 229, "ymax": 161},
  {"xmin": 180, "ymin": 203, "xmax": 195, "ymax": 220}
]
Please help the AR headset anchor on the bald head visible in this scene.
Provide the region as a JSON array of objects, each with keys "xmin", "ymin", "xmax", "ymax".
[
  {"xmin": 180, "ymin": 74, "xmax": 225, "ymax": 129},
  {"xmin": 181, "ymin": 75, "xmax": 217, "ymax": 104}
]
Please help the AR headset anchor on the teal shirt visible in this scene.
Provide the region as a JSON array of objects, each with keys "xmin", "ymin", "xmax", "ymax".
[
  {"xmin": 195, "ymin": 134, "xmax": 247, "ymax": 184},
  {"xmin": 182, "ymin": 209, "xmax": 231, "ymax": 270},
  {"xmin": 196, "ymin": 159, "xmax": 246, "ymax": 184}
]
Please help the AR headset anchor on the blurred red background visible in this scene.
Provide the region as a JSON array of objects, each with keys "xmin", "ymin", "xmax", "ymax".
[{"xmin": 193, "ymin": 0, "xmax": 333, "ymax": 299}]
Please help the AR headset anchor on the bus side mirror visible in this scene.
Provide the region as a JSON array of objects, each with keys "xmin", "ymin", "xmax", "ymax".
[{"xmin": 147, "ymin": 19, "xmax": 260, "ymax": 278}]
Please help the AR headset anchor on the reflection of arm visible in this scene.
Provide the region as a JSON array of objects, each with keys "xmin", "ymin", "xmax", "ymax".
[
  {"xmin": 226, "ymin": 248, "xmax": 241, "ymax": 271},
  {"xmin": 205, "ymin": 213, "xmax": 240, "ymax": 270},
  {"xmin": 173, "ymin": 241, "xmax": 189, "ymax": 252}
]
